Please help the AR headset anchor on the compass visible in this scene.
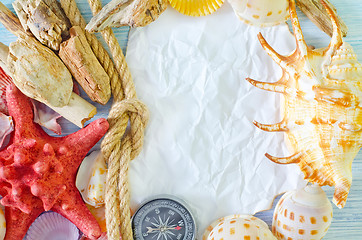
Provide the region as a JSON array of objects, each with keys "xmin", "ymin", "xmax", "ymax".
[{"xmin": 132, "ymin": 196, "xmax": 196, "ymax": 240}]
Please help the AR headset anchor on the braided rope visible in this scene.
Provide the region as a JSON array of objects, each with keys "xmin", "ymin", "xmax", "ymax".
[
  {"xmin": 102, "ymin": 100, "xmax": 148, "ymax": 240},
  {"xmin": 60, "ymin": 1, "xmax": 149, "ymax": 239}
]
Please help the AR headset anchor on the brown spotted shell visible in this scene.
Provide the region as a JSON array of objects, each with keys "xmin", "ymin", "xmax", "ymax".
[
  {"xmin": 203, "ymin": 215, "xmax": 277, "ymax": 240},
  {"xmin": 272, "ymin": 185, "xmax": 333, "ymax": 240},
  {"xmin": 247, "ymin": 0, "xmax": 362, "ymax": 208},
  {"xmin": 228, "ymin": 0, "xmax": 289, "ymax": 27}
]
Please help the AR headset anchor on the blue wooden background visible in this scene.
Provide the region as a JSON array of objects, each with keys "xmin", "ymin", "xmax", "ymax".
[{"xmin": 0, "ymin": 0, "xmax": 361, "ymax": 239}]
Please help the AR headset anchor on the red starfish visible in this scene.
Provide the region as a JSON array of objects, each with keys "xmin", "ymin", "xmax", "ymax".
[{"xmin": 0, "ymin": 84, "xmax": 109, "ymax": 240}]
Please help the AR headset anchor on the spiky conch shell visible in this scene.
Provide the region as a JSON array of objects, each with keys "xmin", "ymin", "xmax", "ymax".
[{"xmin": 246, "ymin": 0, "xmax": 362, "ymax": 208}]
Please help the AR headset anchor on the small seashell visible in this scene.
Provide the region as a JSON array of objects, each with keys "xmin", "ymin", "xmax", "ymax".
[
  {"xmin": 76, "ymin": 151, "xmax": 107, "ymax": 207},
  {"xmin": 227, "ymin": 0, "xmax": 289, "ymax": 27},
  {"xmin": 272, "ymin": 184, "xmax": 333, "ymax": 240},
  {"xmin": 168, "ymin": 0, "xmax": 225, "ymax": 17},
  {"xmin": 0, "ymin": 207, "xmax": 6, "ymax": 240},
  {"xmin": 203, "ymin": 214, "xmax": 277, "ymax": 240},
  {"xmin": 0, "ymin": 66, "xmax": 12, "ymax": 115},
  {"xmin": 25, "ymin": 211, "xmax": 79, "ymax": 240}
]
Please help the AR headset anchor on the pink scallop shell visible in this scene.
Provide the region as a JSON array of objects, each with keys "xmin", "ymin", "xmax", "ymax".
[{"xmin": 25, "ymin": 212, "xmax": 80, "ymax": 240}]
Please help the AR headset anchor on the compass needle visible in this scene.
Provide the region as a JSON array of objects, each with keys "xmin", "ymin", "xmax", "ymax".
[
  {"xmin": 165, "ymin": 216, "xmax": 170, "ymax": 226},
  {"xmin": 158, "ymin": 216, "xmax": 163, "ymax": 225}
]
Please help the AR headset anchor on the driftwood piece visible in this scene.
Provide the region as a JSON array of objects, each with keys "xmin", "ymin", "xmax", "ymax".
[
  {"xmin": 296, "ymin": 0, "xmax": 348, "ymax": 37},
  {"xmin": 42, "ymin": 0, "xmax": 72, "ymax": 28},
  {"xmin": 0, "ymin": 2, "xmax": 28, "ymax": 36},
  {"xmin": 59, "ymin": 26, "xmax": 111, "ymax": 105},
  {"xmin": 49, "ymin": 92, "xmax": 97, "ymax": 128},
  {"xmin": 0, "ymin": 3, "xmax": 97, "ymax": 127},
  {"xmin": 13, "ymin": 0, "xmax": 71, "ymax": 51},
  {"xmin": 1, "ymin": 39, "xmax": 96, "ymax": 128},
  {"xmin": 8, "ymin": 35, "xmax": 73, "ymax": 107},
  {"xmin": 86, "ymin": 0, "xmax": 167, "ymax": 32},
  {"xmin": 0, "ymin": 42, "xmax": 9, "ymax": 75}
]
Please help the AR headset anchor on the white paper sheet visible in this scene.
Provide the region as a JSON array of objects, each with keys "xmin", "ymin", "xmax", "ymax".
[{"xmin": 126, "ymin": 3, "xmax": 305, "ymax": 238}]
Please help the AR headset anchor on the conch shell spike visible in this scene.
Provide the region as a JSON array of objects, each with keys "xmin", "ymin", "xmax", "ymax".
[
  {"xmin": 289, "ymin": 0, "xmax": 308, "ymax": 57},
  {"xmin": 257, "ymin": 33, "xmax": 296, "ymax": 74},
  {"xmin": 321, "ymin": 0, "xmax": 343, "ymax": 58},
  {"xmin": 253, "ymin": 120, "xmax": 288, "ymax": 132},
  {"xmin": 246, "ymin": 77, "xmax": 290, "ymax": 94},
  {"xmin": 266, "ymin": 152, "xmax": 302, "ymax": 164}
]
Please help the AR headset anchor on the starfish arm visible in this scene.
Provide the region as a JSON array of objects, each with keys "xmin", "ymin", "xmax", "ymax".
[
  {"xmin": 52, "ymin": 188, "xmax": 102, "ymax": 240},
  {"xmin": 4, "ymin": 206, "xmax": 43, "ymax": 240},
  {"xmin": 5, "ymin": 84, "xmax": 35, "ymax": 134},
  {"xmin": 61, "ymin": 118, "xmax": 109, "ymax": 166}
]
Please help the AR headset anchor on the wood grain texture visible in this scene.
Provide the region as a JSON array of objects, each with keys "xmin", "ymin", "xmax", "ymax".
[{"xmin": 0, "ymin": 0, "xmax": 361, "ymax": 239}]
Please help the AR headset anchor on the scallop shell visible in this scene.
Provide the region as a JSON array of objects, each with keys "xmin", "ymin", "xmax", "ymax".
[
  {"xmin": 272, "ymin": 185, "xmax": 333, "ymax": 240},
  {"xmin": 228, "ymin": 0, "xmax": 289, "ymax": 27},
  {"xmin": 0, "ymin": 207, "xmax": 6, "ymax": 240},
  {"xmin": 168, "ymin": 0, "xmax": 225, "ymax": 17},
  {"xmin": 202, "ymin": 214, "xmax": 277, "ymax": 240},
  {"xmin": 247, "ymin": 0, "xmax": 361, "ymax": 208},
  {"xmin": 25, "ymin": 211, "xmax": 79, "ymax": 240},
  {"xmin": 76, "ymin": 151, "xmax": 107, "ymax": 207},
  {"xmin": 0, "ymin": 67, "xmax": 12, "ymax": 115}
]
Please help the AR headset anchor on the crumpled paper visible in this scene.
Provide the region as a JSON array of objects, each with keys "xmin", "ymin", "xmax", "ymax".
[{"xmin": 126, "ymin": 3, "xmax": 305, "ymax": 237}]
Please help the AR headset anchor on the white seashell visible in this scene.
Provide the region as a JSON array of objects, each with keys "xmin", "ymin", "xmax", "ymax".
[
  {"xmin": 25, "ymin": 211, "xmax": 79, "ymax": 240},
  {"xmin": 227, "ymin": 0, "xmax": 289, "ymax": 27},
  {"xmin": 203, "ymin": 214, "xmax": 277, "ymax": 240},
  {"xmin": 0, "ymin": 207, "xmax": 5, "ymax": 240},
  {"xmin": 76, "ymin": 151, "xmax": 107, "ymax": 207},
  {"xmin": 272, "ymin": 185, "xmax": 333, "ymax": 240}
]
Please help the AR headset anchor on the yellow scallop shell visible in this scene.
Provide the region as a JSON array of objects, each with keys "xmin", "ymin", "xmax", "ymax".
[{"xmin": 168, "ymin": 0, "xmax": 225, "ymax": 17}]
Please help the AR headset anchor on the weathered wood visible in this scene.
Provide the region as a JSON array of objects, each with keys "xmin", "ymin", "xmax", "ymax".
[
  {"xmin": 0, "ymin": 2, "xmax": 27, "ymax": 37},
  {"xmin": 0, "ymin": 42, "xmax": 9, "ymax": 75},
  {"xmin": 296, "ymin": 0, "xmax": 348, "ymax": 37},
  {"xmin": 59, "ymin": 26, "xmax": 111, "ymax": 105},
  {"xmin": 3, "ymin": 37, "xmax": 97, "ymax": 128},
  {"xmin": 42, "ymin": 0, "xmax": 72, "ymax": 29},
  {"xmin": 8, "ymin": 35, "xmax": 73, "ymax": 107},
  {"xmin": 49, "ymin": 92, "xmax": 97, "ymax": 128},
  {"xmin": 86, "ymin": 0, "xmax": 167, "ymax": 32},
  {"xmin": 13, "ymin": 0, "xmax": 71, "ymax": 51}
]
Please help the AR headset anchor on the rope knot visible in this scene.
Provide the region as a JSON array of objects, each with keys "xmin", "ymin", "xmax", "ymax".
[{"xmin": 102, "ymin": 99, "xmax": 149, "ymax": 162}]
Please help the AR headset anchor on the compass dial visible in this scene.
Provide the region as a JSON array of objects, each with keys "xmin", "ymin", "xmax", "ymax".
[{"xmin": 132, "ymin": 197, "xmax": 196, "ymax": 240}]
